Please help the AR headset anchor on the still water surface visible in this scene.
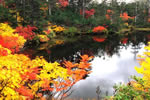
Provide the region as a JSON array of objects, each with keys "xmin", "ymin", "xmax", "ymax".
[
  {"xmin": 24, "ymin": 32, "xmax": 150, "ymax": 99},
  {"xmin": 68, "ymin": 43, "xmax": 145, "ymax": 99}
]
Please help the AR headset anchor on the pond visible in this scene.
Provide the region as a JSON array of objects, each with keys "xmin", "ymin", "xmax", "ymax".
[
  {"xmin": 67, "ymin": 43, "xmax": 145, "ymax": 100},
  {"xmin": 23, "ymin": 32, "xmax": 150, "ymax": 99}
]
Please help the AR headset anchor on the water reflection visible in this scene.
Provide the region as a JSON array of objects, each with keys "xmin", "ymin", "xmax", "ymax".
[
  {"xmin": 67, "ymin": 43, "xmax": 145, "ymax": 99},
  {"xmin": 22, "ymin": 31, "xmax": 150, "ymax": 99}
]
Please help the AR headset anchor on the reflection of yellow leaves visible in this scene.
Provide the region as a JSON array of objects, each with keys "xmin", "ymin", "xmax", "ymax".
[{"xmin": 55, "ymin": 40, "xmax": 64, "ymax": 45}]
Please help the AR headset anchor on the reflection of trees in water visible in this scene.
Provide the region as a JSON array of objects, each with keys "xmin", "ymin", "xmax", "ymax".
[
  {"xmin": 131, "ymin": 44, "xmax": 142, "ymax": 60},
  {"xmin": 23, "ymin": 32, "xmax": 150, "ymax": 63},
  {"xmin": 96, "ymin": 79, "xmax": 115, "ymax": 99}
]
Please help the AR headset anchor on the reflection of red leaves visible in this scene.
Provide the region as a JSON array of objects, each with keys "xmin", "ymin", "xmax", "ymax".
[
  {"xmin": 16, "ymin": 86, "xmax": 33, "ymax": 99},
  {"xmin": 92, "ymin": 36, "xmax": 106, "ymax": 42},
  {"xmin": 121, "ymin": 38, "xmax": 128, "ymax": 44},
  {"xmin": 46, "ymin": 49, "xmax": 51, "ymax": 54},
  {"xmin": 147, "ymin": 34, "xmax": 150, "ymax": 40},
  {"xmin": 21, "ymin": 49, "xmax": 34, "ymax": 58}
]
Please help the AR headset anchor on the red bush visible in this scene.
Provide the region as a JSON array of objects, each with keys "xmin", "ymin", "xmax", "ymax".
[
  {"xmin": 15, "ymin": 25, "xmax": 37, "ymax": 40},
  {"xmin": 92, "ymin": 26, "xmax": 107, "ymax": 33}
]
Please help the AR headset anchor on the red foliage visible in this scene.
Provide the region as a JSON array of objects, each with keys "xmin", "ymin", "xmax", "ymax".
[
  {"xmin": 0, "ymin": 35, "xmax": 20, "ymax": 53},
  {"xmin": 121, "ymin": 38, "xmax": 128, "ymax": 44},
  {"xmin": 92, "ymin": 26, "xmax": 106, "ymax": 33},
  {"xmin": 92, "ymin": 36, "xmax": 106, "ymax": 42},
  {"xmin": 80, "ymin": 9, "xmax": 95, "ymax": 18},
  {"xmin": 21, "ymin": 67, "xmax": 41, "ymax": 81},
  {"xmin": 15, "ymin": 25, "xmax": 37, "ymax": 40},
  {"xmin": 0, "ymin": 0, "xmax": 2, "ymax": 3},
  {"xmin": 0, "ymin": 49, "xmax": 8, "ymax": 56},
  {"xmin": 58, "ymin": 0, "xmax": 69, "ymax": 7}
]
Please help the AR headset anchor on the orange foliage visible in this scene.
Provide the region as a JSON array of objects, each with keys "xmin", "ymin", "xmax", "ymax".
[
  {"xmin": 16, "ymin": 86, "xmax": 34, "ymax": 99},
  {"xmin": 53, "ymin": 55, "xmax": 93, "ymax": 98},
  {"xmin": 120, "ymin": 12, "xmax": 135, "ymax": 21},
  {"xmin": 41, "ymin": 79, "xmax": 54, "ymax": 91},
  {"xmin": 107, "ymin": 9, "xmax": 114, "ymax": 14},
  {"xmin": 0, "ymin": 35, "xmax": 20, "ymax": 53}
]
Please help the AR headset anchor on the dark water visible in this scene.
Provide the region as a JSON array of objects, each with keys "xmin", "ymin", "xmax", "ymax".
[{"xmin": 23, "ymin": 32, "xmax": 150, "ymax": 99}]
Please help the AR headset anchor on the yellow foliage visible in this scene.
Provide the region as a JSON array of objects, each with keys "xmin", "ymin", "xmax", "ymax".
[
  {"xmin": 48, "ymin": 25, "xmax": 65, "ymax": 33},
  {"xmin": 0, "ymin": 54, "xmax": 69, "ymax": 99},
  {"xmin": 0, "ymin": 23, "xmax": 26, "ymax": 49},
  {"xmin": 0, "ymin": 23, "xmax": 15, "ymax": 34},
  {"xmin": 37, "ymin": 35, "xmax": 49, "ymax": 42},
  {"xmin": 135, "ymin": 42, "xmax": 150, "ymax": 89}
]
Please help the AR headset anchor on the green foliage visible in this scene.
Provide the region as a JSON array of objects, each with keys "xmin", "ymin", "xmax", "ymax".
[
  {"xmin": 64, "ymin": 27, "xmax": 78, "ymax": 36},
  {"xmin": 112, "ymin": 82, "xmax": 150, "ymax": 100},
  {"xmin": 0, "ymin": 5, "xmax": 17, "ymax": 26}
]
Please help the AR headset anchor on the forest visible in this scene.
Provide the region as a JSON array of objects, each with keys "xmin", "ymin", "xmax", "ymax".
[{"xmin": 0, "ymin": 0, "xmax": 150, "ymax": 100}]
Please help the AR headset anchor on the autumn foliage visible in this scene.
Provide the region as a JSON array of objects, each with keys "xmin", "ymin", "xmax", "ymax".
[
  {"xmin": 112, "ymin": 42, "xmax": 150, "ymax": 99},
  {"xmin": 0, "ymin": 23, "xmax": 26, "ymax": 53},
  {"xmin": 92, "ymin": 26, "xmax": 107, "ymax": 33},
  {"xmin": 134, "ymin": 42, "xmax": 150, "ymax": 90},
  {"xmin": 120, "ymin": 12, "xmax": 135, "ymax": 21},
  {"xmin": 92, "ymin": 36, "xmax": 106, "ymax": 42},
  {"xmin": 121, "ymin": 38, "xmax": 128, "ymax": 44},
  {"xmin": 0, "ymin": 23, "xmax": 93, "ymax": 99},
  {"xmin": 105, "ymin": 9, "xmax": 114, "ymax": 20},
  {"xmin": 80, "ymin": 9, "xmax": 95, "ymax": 18},
  {"xmin": 59, "ymin": 0, "xmax": 69, "ymax": 7},
  {"xmin": 15, "ymin": 25, "xmax": 37, "ymax": 40}
]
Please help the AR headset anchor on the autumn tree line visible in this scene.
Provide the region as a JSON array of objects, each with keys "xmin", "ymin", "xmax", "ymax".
[{"xmin": 0, "ymin": 0, "xmax": 150, "ymax": 31}]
